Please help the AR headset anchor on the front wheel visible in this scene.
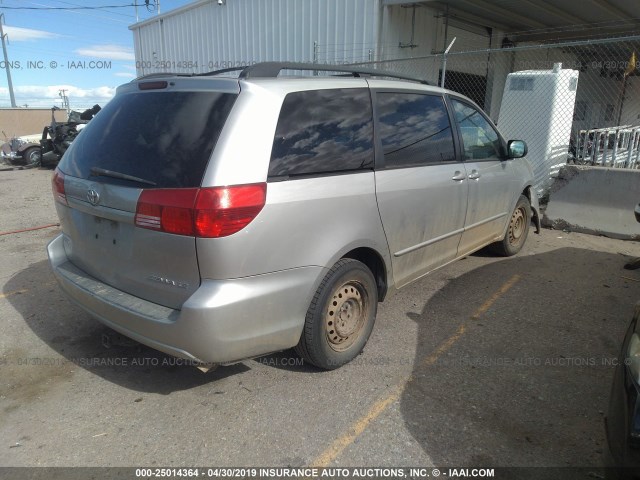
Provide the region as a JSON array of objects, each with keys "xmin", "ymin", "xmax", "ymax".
[
  {"xmin": 22, "ymin": 147, "xmax": 41, "ymax": 167},
  {"xmin": 490, "ymin": 195, "xmax": 531, "ymax": 256},
  {"xmin": 295, "ymin": 259, "xmax": 378, "ymax": 370}
]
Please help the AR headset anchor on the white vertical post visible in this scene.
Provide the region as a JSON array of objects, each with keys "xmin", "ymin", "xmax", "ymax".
[{"xmin": 440, "ymin": 37, "xmax": 456, "ymax": 88}]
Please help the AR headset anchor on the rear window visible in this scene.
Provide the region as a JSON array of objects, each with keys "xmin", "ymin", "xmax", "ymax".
[
  {"xmin": 59, "ymin": 91, "xmax": 237, "ymax": 188},
  {"xmin": 268, "ymin": 88, "xmax": 374, "ymax": 178}
]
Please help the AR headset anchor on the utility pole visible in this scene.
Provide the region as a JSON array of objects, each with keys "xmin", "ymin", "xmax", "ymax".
[
  {"xmin": 136, "ymin": 1, "xmax": 160, "ymax": 22},
  {"xmin": 58, "ymin": 89, "xmax": 69, "ymax": 114},
  {"xmin": 0, "ymin": 15, "xmax": 16, "ymax": 108}
]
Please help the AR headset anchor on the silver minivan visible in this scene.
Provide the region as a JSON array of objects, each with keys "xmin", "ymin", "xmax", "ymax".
[{"xmin": 48, "ymin": 63, "xmax": 540, "ymax": 370}]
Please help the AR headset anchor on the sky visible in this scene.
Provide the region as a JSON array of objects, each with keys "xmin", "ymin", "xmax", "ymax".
[{"xmin": 0, "ymin": 0, "xmax": 194, "ymax": 109}]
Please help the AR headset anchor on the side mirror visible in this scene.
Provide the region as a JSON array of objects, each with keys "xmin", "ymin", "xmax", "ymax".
[
  {"xmin": 507, "ymin": 140, "xmax": 527, "ymax": 159},
  {"xmin": 635, "ymin": 203, "xmax": 640, "ymax": 223}
]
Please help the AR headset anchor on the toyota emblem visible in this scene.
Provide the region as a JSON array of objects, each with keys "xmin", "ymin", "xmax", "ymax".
[{"xmin": 87, "ymin": 189, "xmax": 100, "ymax": 206}]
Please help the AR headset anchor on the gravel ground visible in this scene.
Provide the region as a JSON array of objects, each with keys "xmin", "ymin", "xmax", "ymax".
[{"xmin": 1, "ymin": 167, "xmax": 640, "ymax": 470}]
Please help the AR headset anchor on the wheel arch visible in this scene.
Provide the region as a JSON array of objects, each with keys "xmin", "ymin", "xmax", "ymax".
[
  {"xmin": 341, "ymin": 247, "xmax": 389, "ymax": 302},
  {"xmin": 16, "ymin": 142, "xmax": 40, "ymax": 154}
]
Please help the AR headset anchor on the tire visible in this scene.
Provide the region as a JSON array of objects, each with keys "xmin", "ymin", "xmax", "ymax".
[
  {"xmin": 22, "ymin": 147, "xmax": 41, "ymax": 167},
  {"xmin": 490, "ymin": 195, "xmax": 531, "ymax": 257},
  {"xmin": 295, "ymin": 258, "xmax": 378, "ymax": 370}
]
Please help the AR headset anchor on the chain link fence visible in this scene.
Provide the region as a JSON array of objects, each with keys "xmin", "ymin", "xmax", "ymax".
[{"xmin": 315, "ymin": 35, "xmax": 640, "ymax": 197}]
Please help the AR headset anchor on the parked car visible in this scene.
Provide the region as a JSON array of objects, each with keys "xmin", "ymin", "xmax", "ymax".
[
  {"xmin": 605, "ymin": 205, "xmax": 640, "ymax": 479},
  {"xmin": 47, "ymin": 62, "xmax": 540, "ymax": 370},
  {"xmin": 606, "ymin": 302, "xmax": 640, "ymax": 479},
  {"xmin": 1, "ymin": 134, "xmax": 41, "ymax": 166}
]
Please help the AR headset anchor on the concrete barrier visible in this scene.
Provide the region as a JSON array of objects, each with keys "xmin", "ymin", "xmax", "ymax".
[{"xmin": 542, "ymin": 165, "xmax": 640, "ymax": 240}]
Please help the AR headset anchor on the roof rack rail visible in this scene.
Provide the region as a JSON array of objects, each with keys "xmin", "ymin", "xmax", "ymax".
[
  {"xmin": 199, "ymin": 62, "xmax": 429, "ymax": 84},
  {"xmin": 196, "ymin": 66, "xmax": 247, "ymax": 77}
]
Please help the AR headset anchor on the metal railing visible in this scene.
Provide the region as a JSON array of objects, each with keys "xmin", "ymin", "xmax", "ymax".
[{"xmin": 573, "ymin": 125, "xmax": 640, "ymax": 168}]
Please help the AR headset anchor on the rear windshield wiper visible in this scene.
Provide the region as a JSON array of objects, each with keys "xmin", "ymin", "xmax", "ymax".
[{"xmin": 90, "ymin": 167, "xmax": 157, "ymax": 186}]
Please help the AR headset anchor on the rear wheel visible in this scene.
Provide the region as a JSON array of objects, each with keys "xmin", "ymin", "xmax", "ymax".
[
  {"xmin": 295, "ymin": 258, "xmax": 377, "ymax": 370},
  {"xmin": 22, "ymin": 147, "xmax": 41, "ymax": 167},
  {"xmin": 490, "ymin": 195, "xmax": 531, "ymax": 256}
]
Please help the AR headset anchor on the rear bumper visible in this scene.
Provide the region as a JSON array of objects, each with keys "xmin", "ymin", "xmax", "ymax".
[{"xmin": 47, "ymin": 234, "xmax": 324, "ymax": 364}]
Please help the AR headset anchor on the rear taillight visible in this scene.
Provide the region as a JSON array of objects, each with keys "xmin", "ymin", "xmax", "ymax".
[
  {"xmin": 135, "ymin": 183, "xmax": 266, "ymax": 238},
  {"xmin": 52, "ymin": 168, "xmax": 67, "ymax": 205}
]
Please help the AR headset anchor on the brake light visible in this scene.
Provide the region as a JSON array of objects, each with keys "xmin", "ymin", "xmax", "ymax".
[
  {"xmin": 135, "ymin": 183, "xmax": 266, "ymax": 238},
  {"xmin": 138, "ymin": 81, "xmax": 168, "ymax": 90},
  {"xmin": 52, "ymin": 168, "xmax": 67, "ymax": 205}
]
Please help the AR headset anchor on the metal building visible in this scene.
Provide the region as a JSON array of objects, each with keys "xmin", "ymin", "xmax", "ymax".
[
  {"xmin": 129, "ymin": 0, "xmax": 505, "ymax": 80},
  {"xmin": 129, "ymin": 0, "xmax": 639, "ymax": 119},
  {"xmin": 131, "ymin": 0, "xmax": 377, "ymax": 76}
]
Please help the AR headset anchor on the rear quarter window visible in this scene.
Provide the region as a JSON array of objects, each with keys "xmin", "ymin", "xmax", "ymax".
[
  {"xmin": 268, "ymin": 88, "xmax": 374, "ymax": 178},
  {"xmin": 59, "ymin": 91, "xmax": 237, "ymax": 188}
]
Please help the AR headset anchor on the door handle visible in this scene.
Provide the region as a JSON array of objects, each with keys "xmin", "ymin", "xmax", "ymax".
[
  {"xmin": 468, "ymin": 170, "xmax": 481, "ymax": 180},
  {"xmin": 452, "ymin": 171, "xmax": 466, "ymax": 181}
]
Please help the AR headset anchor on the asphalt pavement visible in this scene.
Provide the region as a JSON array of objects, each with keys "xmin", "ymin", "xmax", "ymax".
[{"xmin": 1, "ymin": 167, "xmax": 640, "ymax": 469}]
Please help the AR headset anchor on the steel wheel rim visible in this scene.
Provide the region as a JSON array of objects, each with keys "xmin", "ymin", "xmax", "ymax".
[
  {"xmin": 508, "ymin": 207, "xmax": 526, "ymax": 246},
  {"xmin": 325, "ymin": 280, "xmax": 368, "ymax": 352}
]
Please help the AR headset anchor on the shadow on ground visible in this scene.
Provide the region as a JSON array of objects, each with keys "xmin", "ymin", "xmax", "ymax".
[
  {"xmin": 3, "ymin": 260, "xmax": 250, "ymax": 394},
  {"xmin": 401, "ymin": 247, "xmax": 640, "ymax": 468}
]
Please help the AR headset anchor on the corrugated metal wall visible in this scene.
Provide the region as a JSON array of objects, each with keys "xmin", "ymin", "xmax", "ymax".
[
  {"xmin": 378, "ymin": 4, "xmax": 439, "ymax": 62},
  {"xmin": 131, "ymin": 0, "xmax": 380, "ymax": 76}
]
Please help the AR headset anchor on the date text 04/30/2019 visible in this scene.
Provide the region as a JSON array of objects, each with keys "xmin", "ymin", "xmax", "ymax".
[{"xmin": 134, "ymin": 467, "xmax": 496, "ymax": 478}]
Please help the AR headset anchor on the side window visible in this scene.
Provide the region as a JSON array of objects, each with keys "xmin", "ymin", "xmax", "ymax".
[
  {"xmin": 452, "ymin": 99, "xmax": 502, "ymax": 160},
  {"xmin": 268, "ymin": 88, "xmax": 374, "ymax": 178},
  {"xmin": 376, "ymin": 92, "xmax": 456, "ymax": 168}
]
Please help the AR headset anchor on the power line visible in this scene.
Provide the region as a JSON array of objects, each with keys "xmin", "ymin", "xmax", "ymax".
[
  {"xmin": 0, "ymin": 5, "xmax": 136, "ymax": 10},
  {"xmin": 54, "ymin": 0, "xmax": 136, "ymax": 18},
  {"xmin": 0, "ymin": 2, "xmax": 154, "ymax": 11},
  {"xmin": 17, "ymin": 0, "xmax": 133, "ymax": 25}
]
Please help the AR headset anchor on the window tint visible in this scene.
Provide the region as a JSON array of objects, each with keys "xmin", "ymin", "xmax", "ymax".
[
  {"xmin": 376, "ymin": 92, "xmax": 456, "ymax": 167},
  {"xmin": 452, "ymin": 99, "xmax": 502, "ymax": 160},
  {"xmin": 60, "ymin": 91, "xmax": 237, "ymax": 188},
  {"xmin": 268, "ymin": 89, "xmax": 374, "ymax": 177}
]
